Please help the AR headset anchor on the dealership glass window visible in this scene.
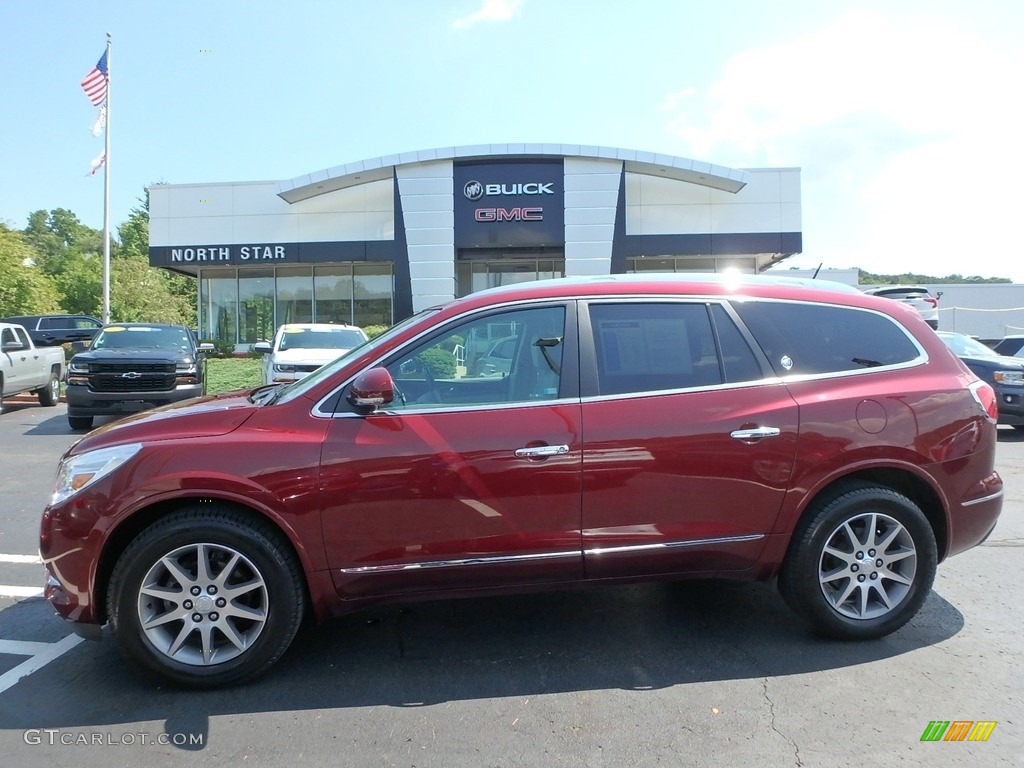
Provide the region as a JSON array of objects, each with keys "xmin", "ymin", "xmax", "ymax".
[
  {"xmin": 456, "ymin": 257, "xmax": 565, "ymax": 298},
  {"xmin": 238, "ymin": 269, "xmax": 275, "ymax": 344},
  {"xmin": 353, "ymin": 264, "xmax": 394, "ymax": 328},
  {"xmin": 314, "ymin": 267, "xmax": 354, "ymax": 325},
  {"xmin": 276, "ymin": 267, "xmax": 314, "ymax": 326},
  {"xmin": 199, "ymin": 269, "xmax": 238, "ymax": 344},
  {"xmin": 626, "ymin": 256, "xmax": 755, "ymax": 273}
]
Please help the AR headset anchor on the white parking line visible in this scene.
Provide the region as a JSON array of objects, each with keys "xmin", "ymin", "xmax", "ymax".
[
  {"xmin": 0, "ymin": 634, "xmax": 84, "ymax": 694},
  {"xmin": 0, "ymin": 554, "xmax": 41, "ymax": 564},
  {"xmin": 0, "ymin": 586, "xmax": 43, "ymax": 598}
]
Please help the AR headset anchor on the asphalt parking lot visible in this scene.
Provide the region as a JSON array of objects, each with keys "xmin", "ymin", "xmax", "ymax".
[{"xmin": 0, "ymin": 400, "xmax": 1021, "ymax": 767}]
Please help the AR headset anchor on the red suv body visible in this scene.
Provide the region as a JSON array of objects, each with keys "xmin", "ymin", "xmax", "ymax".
[{"xmin": 39, "ymin": 275, "xmax": 1003, "ymax": 687}]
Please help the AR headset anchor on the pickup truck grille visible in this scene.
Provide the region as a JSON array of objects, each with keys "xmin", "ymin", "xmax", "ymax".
[{"xmin": 88, "ymin": 362, "xmax": 177, "ymax": 392}]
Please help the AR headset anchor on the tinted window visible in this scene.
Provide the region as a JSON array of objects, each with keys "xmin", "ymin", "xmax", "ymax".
[
  {"xmin": 710, "ymin": 304, "xmax": 764, "ymax": 383},
  {"xmin": 589, "ymin": 303, "xmax": 722, "ymax": 395},
  {"xmin": 732, "ymin": 301, "xmax": 921, "ymax": 376},
  {"xmin": 384, "ymin": 306, "xmax": 566, "ymax": 408}
]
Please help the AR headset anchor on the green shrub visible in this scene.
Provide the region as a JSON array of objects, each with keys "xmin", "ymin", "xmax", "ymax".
[
  {"xmin": 362, "ymin": 324, "xmax": 389, "ymax": 339},
  {"xmin": 418, "ymin": 347, "xmax": 456, "ymax": 378}
]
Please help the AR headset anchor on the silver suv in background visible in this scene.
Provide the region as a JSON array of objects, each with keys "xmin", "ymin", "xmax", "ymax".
[{"xmin": 862, "ymin": 286, "xmax": 940, "ymax": 329}]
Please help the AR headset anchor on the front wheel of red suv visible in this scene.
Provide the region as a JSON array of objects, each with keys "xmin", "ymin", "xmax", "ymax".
[
  {"xmin": 779, "ymin": 485, "xmax": 937, "ymax": 640},
  {"xmin": 107, "ymin": 507, "xmax": 306, "ymax": 688}
]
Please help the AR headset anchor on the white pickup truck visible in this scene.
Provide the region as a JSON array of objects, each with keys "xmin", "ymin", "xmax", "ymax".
[{"xmin": 0, "ymin": 322, "xmax": 66, "ymax": 415}]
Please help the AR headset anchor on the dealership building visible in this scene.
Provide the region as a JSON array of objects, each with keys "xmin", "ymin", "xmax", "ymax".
[{"xmin": 148, "ymin": 144, "xmax": 802, "ymax": 346}]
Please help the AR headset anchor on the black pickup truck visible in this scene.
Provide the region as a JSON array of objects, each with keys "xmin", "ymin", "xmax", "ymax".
[{"xmin": 65, "ymin": 323, "xmax": 212, "ymax": 431}]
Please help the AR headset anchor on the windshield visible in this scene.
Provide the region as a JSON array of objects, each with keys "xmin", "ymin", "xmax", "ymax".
[
  {"xmin": 277, "ymin": 328, "xmax": 366, "ymax": 351},
  {"xmin": 268, "ymin": 309, "xmax": 439, "ymax": 405},
  {"xmin": 93, "ymin": 326, "xmax": 191, "ymax": 351},
  {"xmin": 939, "ymin": 333, "xmax": 997, "ymax": 358}
]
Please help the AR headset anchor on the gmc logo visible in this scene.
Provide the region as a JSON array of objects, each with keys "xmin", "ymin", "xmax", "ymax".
[{"xmin": 475, "ymin": 207, "xmax": 544, "ymax": 222}]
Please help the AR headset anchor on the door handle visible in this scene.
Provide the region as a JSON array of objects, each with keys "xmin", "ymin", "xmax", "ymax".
[
  {"xmin": 729, "ymin": 427, "xmax": 781, "ymax": 440},
  {"xmin": 514, "ymin": 444, "xmax": 570, "ymax": 458}
]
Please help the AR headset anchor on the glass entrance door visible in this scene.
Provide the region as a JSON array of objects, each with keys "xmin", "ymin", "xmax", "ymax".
[{"xmin": 456, "ymin": 254, "xmax": 565, "ymax": 298}]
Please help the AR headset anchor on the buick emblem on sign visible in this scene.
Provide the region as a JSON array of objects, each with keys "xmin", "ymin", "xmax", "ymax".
[{"xmin": 464, "ymin": 180, "xmax": 484, "ymax": 201}]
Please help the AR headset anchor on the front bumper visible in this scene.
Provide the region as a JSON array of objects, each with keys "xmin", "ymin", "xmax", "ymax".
[
  {"xmin": 993, "ymin": 384, "xmax": 1024, "ymax": 426},
  {"xmin": 64, "ymin": 384, "xmax": 204, "ymax": 416}
]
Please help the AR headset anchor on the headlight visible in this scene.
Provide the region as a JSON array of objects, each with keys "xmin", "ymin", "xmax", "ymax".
[
  {"xmin": 175, "ymin": 361, "xmax": 198, "ymax": 374},
  {"xmin": 68, "ymin": 361, "xmax": 89, "ymax": 374},
  {"xmin": 993, "ymin": 371, "xmax": 1024, "ymax": 386},
  {"xmin": 273, "ymin": 363, "xmax": 296, "ymax": 373},
  {"xmin": 51, "ymin": 443, "xmax": 142, "ymax": 506}
]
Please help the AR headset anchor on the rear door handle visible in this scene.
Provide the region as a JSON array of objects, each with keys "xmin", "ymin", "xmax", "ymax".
[
  {"xmin": 729, "ymin": 427, "xmax": 781, "ymax": 440},
  {"xmin": 514, "ymin": 444, "xmax": 570, "ymax": 458}
]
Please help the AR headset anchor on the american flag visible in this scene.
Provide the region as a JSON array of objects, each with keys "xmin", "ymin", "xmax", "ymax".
[{"xmin": 81, "ymin": 51, "xmax": 108, "ymax": 106}]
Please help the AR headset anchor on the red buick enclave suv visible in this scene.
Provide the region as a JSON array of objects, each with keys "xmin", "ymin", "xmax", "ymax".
[{"xmin": 40, "ymin": 274, "xmax": 1003, "ymax": 687}]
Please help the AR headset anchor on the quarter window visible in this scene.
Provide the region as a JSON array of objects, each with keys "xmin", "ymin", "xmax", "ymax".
[{"xmin": 731, "ymin": 301, "xmax": 921, "ymax": 376}]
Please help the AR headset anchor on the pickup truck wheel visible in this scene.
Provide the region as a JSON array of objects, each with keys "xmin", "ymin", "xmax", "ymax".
[
  {"xmin": 68, "ymin": 415, "xmax": 93, "ymax": 431},
  {"xmin": 107, "ymin": 507, "xmax": 305, "ymax": 688},
  {"xmin": 38, "ymin": 369, "xmax": 61, "ymax": 406},
  {"xmin": 778, "ymin": 484, "xmax": 936, "ymax": 640}
]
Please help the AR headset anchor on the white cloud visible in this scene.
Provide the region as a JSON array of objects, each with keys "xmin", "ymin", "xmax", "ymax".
[
  {"xmin": 662, "ymin": 10, "xmax": 1024, "ymax": 280},
  {"xmin": 453, "ymin": 0, "xmax": 525, "ymax": 30}
]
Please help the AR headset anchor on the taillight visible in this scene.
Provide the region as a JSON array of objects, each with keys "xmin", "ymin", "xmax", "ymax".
[
  {"xmin": 923, "ymin": 297, "xmax": 938, "ymax": 308},
  {"xmin": 968, "ymin": 380, "xmax": 999, "ymax": 422}
]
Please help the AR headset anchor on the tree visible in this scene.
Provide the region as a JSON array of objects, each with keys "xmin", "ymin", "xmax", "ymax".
[{"xmin": 0, "ymin": 225, "xmax": 61, "ymax": 316}]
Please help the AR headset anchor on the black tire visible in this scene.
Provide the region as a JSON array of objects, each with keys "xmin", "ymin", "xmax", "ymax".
[
  {"xmin": 778, "ymin": 484, "xmax": 936, "ymax": 640},
  {"xmin": 107, "ymin": 506, "xmax": 305, "ymax": 688},
  {"xmin": 68, "ymin": 415, "xmax": 93, "ymax": 431},
  {"xmin": 38, "ymin": 368, "xmax": 61, "ymax": 406}
]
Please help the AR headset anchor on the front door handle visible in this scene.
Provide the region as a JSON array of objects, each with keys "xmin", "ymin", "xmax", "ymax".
[
  {"xmin": 514, "ymin": 444, "xmax": 570, "ymax": 458},
  {"xmin": 729, "ymin": 427, "xmax": 781, "ymax": 440}
]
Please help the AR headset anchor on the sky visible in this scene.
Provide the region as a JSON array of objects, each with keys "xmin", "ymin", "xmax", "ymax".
[{"xmin": 2, "ymin": 0, "xmax": 1022, "ymax": 281}]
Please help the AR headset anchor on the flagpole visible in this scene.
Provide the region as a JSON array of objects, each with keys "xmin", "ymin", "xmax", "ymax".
[{"xmin": 102, "ymin": 33, "xmax": 112, "ymax": 324}]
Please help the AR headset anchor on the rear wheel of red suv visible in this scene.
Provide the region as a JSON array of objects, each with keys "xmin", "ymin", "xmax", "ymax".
[
  {"xmin": 107, "ymin": 506, "xmax": 305, "ymax": 688},
  {"xmin": 779, "ymin": 484, "xmax": 937, "ymax": 639}
]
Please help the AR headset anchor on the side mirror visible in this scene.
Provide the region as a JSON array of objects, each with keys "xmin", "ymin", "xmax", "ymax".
[
  {"xmin": 348, "ymin": 367, "xmax": 395, "ymax": 410},
  {"xmin": 253, "ymin": 341, "xmax": 272, "ymax": 354},
  {"xmin": 2, "ymin": 340, "xmax": 25, "ymax": 353},
  {"xmin": 197, "ymin": 342, "xmax": 215, "ymax": 353}
]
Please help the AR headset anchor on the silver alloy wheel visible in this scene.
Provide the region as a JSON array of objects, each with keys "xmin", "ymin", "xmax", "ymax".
[
  {"xmin": 817, "ymin": 512, "xmax": 918, "ymax": 620},
  {"xmin": 136, "ymin": 542, "xmax": 269, "ymax": 666},
  {"xmin": 48, "ymin": 375, "xmax": 60, "ymax": 401}
]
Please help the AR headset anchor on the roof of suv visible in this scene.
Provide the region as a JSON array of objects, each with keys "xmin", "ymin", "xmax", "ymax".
[{"xmin": 446, "ymin": 273, "xmax": 868, "ymax": 314}]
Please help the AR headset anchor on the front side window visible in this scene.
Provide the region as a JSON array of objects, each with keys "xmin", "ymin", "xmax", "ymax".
[
  {"xmin": 384, "ymin": 306, "xmax": 566, "ymax": 409},
  {"xmin": 732, "ymin": 300, "xmax": 922, "ymax": 376}
]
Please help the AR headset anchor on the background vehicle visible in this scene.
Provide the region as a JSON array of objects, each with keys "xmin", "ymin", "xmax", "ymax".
[
  {"xmin": 991, "ymin": 334, "xmax": 1024, "ymax": 357},
  {"xmin": 938, "ymin": 331, "xmax": 1024, "ymax": 431},
  {"xmin": 40, "ymin": 275, "xmax": 1002, "ymax": 687},
  {"xmin": 64, "ymin": 323, "xmax": 212, "ymax": 431},
  {"xmin": 254, "ymin": 323, "xmax": 368, "ymax": 384},
  {"xmin": 861, "ymin": 285, "xmax": 939, "ymax": 329},
  {"xmin": 0, "ymin": 314, "xmax": 103, "ymax": 348},
  {"xmin": 0, "ymin": 322, "xmax": 65, "ymax": 414}
]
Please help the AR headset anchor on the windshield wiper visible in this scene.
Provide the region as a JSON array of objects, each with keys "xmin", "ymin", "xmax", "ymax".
[{"xmin": 852, "ymin": 357, "xmax": 883, "ymax": 368}]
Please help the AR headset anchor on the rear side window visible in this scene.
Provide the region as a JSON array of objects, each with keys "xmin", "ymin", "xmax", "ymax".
[
  {"xmin": 589, "ymin": 303, "xmax": 728, "ymax": 395},
  {"xmin": 732, "ymin": 300, "xmax": 922, "ymax": 376}
]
